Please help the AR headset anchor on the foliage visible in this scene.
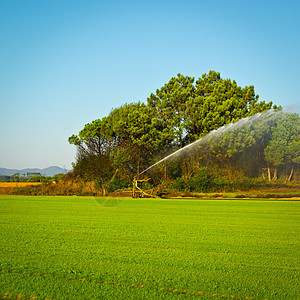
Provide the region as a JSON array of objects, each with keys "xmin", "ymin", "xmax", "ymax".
[
  {"xmin": 0, "ymin": 173, "xmax": 67, "ymax": 184},
  {"xmin": 69, "ymin": 70, "xmax": 300, "ymax": 191},
  {"xmin": 264, "ymin": 112, "xmax": 300, "ymax": 176},
  {"xmin": 148, "ymin": 71, "xmax": 276, "ymax": 145},
  {"xmin": 106, "ymin": 177, "xmax": 131, "ymax": 194},
  {"xmin": 172, "ymin": 167, "xmax": 214, "ymax": 192}
]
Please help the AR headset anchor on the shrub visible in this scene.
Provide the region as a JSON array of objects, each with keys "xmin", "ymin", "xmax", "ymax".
[
  {"xmin": 172, "ymin": 177, "xmax": 188, "ymax": 191},
  {"xmin": 107, "ymin": 177, "xmax": 131, "ymax": 194},
  {"xmin": 189, "ymin": 168, "xmax": 214, "ymax": 192},
  {"xmin": 172, "ymin": 168, "xmax": 214, "ymax": 192}
]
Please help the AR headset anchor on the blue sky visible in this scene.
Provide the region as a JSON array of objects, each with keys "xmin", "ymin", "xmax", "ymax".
[{"xmin": 1, "ymin": 0, "xmax": 299, "ymax": 169}]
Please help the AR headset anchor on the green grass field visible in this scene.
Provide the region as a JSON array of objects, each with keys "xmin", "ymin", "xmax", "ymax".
[{"xmin": 0, "ymin": 195, "xmax": 299, "ymax": 299}]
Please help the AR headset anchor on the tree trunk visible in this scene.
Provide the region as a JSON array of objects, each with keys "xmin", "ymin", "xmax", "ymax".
[
  {"xmin": 137, "ymin": 150, "xmax": 141, "ymax": 176},
  {"xmin": 288, "ymin": 168, "xmax": 294, "ymax": 182},
  {"xmin": 268, "ymin": 167, "xmax": 271, "ymax": 181},
  {"xmin": 273, "ymin": 168, "xmax": 277, "ymax": 180},
  {"xmin": 164, "ymin": 160, "xmax": 167, "ymax": 181}
]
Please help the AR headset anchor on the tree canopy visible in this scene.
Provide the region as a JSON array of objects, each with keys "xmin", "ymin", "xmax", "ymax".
[{"xmin": 69, "ymin": 71, "xmax": 299, "ymax": 193}]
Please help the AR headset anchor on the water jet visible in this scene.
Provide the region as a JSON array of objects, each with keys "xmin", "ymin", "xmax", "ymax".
[{"xmin": 139, "ymin": 109, "xmax": 280, "ymax": 177}]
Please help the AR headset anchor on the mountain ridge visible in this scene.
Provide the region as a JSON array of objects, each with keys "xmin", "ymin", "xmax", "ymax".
[{"xmin": 0, "ymin": 166, "xmax": 71, "ymax": 177}]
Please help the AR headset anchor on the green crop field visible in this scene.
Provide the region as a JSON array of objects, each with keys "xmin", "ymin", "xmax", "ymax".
[{"xmin": 0, "ymin": 195, "xmax": 299, "ymax": 299}]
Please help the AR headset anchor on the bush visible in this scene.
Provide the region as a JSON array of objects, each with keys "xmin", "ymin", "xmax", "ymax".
[
  {"xmin": 172, "ymin": 168, "xmax": 214, "ymax": 193},
  {"xmin": 172, "ymin": 177, "xmax": 188, "ymax": 191},
  {"xmin": 190, "ymin": 168, "xmax": 214, "ymax": 192},
  {"xmin": 107, "ymin": 177, "xmax": 131, "ymax": 194},
  {"xmin": 212, "ymin": 176, "xmax": 259, "ymax": 192}
]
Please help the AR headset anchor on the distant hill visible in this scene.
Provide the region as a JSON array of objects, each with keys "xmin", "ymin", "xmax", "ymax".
[{"xmin": 0, "ymin": 166, "xmax": 71, "ymax": 177}]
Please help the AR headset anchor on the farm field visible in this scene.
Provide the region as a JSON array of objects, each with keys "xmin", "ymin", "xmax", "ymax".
[
  {"xmin": 0, "ymin": 182, "xmax": 42, "ymax": 188},
  {"xmin": 0, "ymin": 196, "xmax": 299, "ymax": 299}
]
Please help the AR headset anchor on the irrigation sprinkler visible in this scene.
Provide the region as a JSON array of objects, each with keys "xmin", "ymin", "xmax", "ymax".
[
  {"xmin": 132, "ymin": 109, "xmax": 283, "ymax": 199},
  {"xmin": 132, "ymin": 177, "xmax": 158, "ymax": 198}
]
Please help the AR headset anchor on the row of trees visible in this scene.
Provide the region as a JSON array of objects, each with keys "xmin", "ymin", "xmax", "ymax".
[
  {"xmin": 177, "ymin": 110, "xmax": 300, "ymax": 182},
  {"xmin": 264, "ymin": 113, "xmax": 300, "ymax": 180},
  {"xmin": 69, "ymin": 71, "xmax": 299, "ymax": 193},
  {"xmin": 1, "ymin": 173, "xmax": 66, "ymax": 183}
]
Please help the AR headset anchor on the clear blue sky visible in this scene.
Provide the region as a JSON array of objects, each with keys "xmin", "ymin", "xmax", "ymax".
[{"xmin": 1, "ymin": 0, "xmax": 299, "ymax": 170}]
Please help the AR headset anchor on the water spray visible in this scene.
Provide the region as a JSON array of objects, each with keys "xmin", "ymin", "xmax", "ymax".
[{"xmin": 139, "ymin": 109, "xmax": 280, "ymax": 176}]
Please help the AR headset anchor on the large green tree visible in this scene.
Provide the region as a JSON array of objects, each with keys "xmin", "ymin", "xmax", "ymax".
[
  {"xmin": 147, "ymin": 74, "xmax": 195, "ymax": 147},
  {"xmin": 108, "ymin": 102, "xmax": 174, "ymax": 174},
  {"xmin": 264, "ymin": 112, "xmax": 300, "ymax": 181},
  {"xmin": 148, "ymin": 71, "xmax": 277, "ymax": 147},
  {"xmin": 69, "ymin": 70, "xmax": 281, "ymax": 190}
]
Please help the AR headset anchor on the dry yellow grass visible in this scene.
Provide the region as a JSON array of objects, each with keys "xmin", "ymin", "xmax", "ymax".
[{"xmin": 0, "ymin": 182, "xmax": 42, "ymax": 187}]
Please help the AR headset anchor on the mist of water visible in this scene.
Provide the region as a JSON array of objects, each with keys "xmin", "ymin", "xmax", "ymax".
[{"xmin": 139, "ymin": 109, "xmax": 280, "ymax": 176}]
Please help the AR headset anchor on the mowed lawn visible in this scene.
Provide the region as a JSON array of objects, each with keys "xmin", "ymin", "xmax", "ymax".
[{"xmin": 0, "ymin": 196, "xmax": 299, "ymax": 299}]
